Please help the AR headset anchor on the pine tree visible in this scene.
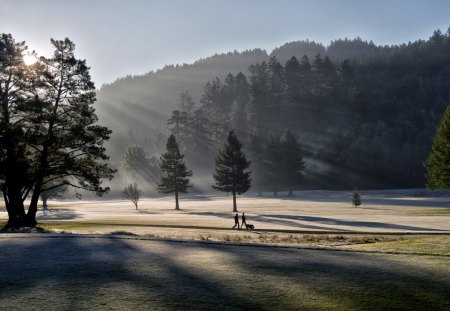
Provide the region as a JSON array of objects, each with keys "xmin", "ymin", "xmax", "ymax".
[
  {"xmin": 248, "ymin": 129, "xmax": 265, "ymax": 196},
  {"xmin": 264, "ymin": 133, "xmax": 282, "ymax": 196},
  {"xmin": 158, "ymin": 135, "xmax": 192, "ymax": 210},
  {"xmin": 352, "ymin": 192, "xmax": 361, "ymax": 207},
  {"xmin": 248, "ymin": 61, "xmax": 270, "ymax": 136},
  {"xmin": 213, "ymin": 131, "xmax": 251, "ymax": 212},
  {"xmin": 25, "ymin": 38, "xmax": 115, "ymax": 226},
  {"xmin": 231, "ymin": 72, "xmax": 250, "ymax": 141},
  {"xmin": 425, "ymin": 105, "xmax": 450, "ymax": 189},
  {"xmin": 280, "ymin": 130, "xmax": 305, "ymax": 196}
]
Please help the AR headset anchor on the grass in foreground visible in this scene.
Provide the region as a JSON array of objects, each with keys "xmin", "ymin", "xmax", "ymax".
[{"xmin": 0, "ymin": 234, "xmax": 449, "ymax": 311}]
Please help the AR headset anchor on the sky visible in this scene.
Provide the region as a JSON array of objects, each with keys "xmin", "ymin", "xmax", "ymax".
[{"xmin": 2, "ymin": 0, "xmax": 449, "ymax": 87}]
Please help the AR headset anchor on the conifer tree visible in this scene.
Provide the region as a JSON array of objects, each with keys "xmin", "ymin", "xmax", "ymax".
[
  {"xmin": 158, "ymin": 135, "xmax": 192, "ymax": 210},
  {"xmin": 213, "ymin": 131, "xmax": 251, "ymax": 212},
  {"xmin": 248, "ymin": 130, "xmax": 265, "ymax": 196},
  {"xmin": 231, "ymin": 72, "xmax": 250, "ymax": 141},
  {"xmin": 280, "ymin": 130, "xmax": 305, "ymax": 196},
  {"xmin": 264, "ymin": 133, "xmax": 282, "ymax": 196},
  {"xmin": 24, "ymin": 38, "xmax": 115, "ymax": 226},
  {"xmin": 352, "ymin": 192, "xmax": 361, "ymax": 207},
  {"xmin": 425, "ymin": 105, "xmax": 450, "ymax": 189},
  {"xmin": 248, "ymin": 61, "xmax": 270, "ymax": 136}
]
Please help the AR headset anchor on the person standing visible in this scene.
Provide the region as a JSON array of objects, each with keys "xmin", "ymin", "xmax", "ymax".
[
  {"xmin": 241, "ymin": 213, "xmax": 247, "ymax": 228},
  {"xmin": 233, "ymin": 213, "xmax": 240, "ymax": 229}
]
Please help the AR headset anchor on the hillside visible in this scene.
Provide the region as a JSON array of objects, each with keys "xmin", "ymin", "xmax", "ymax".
[
  {"xmin": 96, "ymin": 39, "xmax": 379, "ymax": 161},
  {"xmin": 95, "ymin": 30, "xmax": 450, "ymax": 190}
]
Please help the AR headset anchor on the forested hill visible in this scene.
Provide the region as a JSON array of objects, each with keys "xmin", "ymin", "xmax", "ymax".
[
  {"xmin": 95, "ymin": 38, "xmax": 376, "ymax": 159},
  {"xmin": 97, "ymin": 29, "xmax": 450, "ymax": 190}
]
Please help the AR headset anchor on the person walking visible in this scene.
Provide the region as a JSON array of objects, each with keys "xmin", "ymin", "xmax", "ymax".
[
  {"xmin": 241, "ymin": 212, "xmax": 247, "ymax": 229},
  {"xmin": 232, "ymin": 213, "xmax": 240, "ymax": 229}
]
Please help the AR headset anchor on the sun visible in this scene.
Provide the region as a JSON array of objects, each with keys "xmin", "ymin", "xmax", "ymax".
[{"xmin": 23, "ymin": 54, "xmax": 37, "ymax": 66}]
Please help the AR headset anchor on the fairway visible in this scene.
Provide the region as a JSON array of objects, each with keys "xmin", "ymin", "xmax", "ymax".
[
  {"xmin": 3, "ymin": 190, "xmax": 448, "ymax": 234},
  {"xmin": 1, "ymin": 190, "xmax": 450, "ymax": 310},
  {"xmin": 0, "ymin": 235, "xmax": 449, "ymax": 311}
]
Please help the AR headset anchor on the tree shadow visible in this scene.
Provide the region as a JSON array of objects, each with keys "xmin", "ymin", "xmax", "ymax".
[
  {"xmin": 187, "ymin": 211, "xmax": 446, "ymax": 231},
  {"xmin": 0, "ymin": 235, "xmax": 449, "ymax": 310},
  {"xmin": 36, "ymin": 208, "xmax": 79, "ymax": 220},
  {"xmin": 257, "ymin": 214, "xmax": 447, "ymax": 232}
]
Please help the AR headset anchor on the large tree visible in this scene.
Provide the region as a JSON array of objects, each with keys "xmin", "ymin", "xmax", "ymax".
[
  {"xmin": 24, "ymin": 38, "xmax": 115, "ymax": 226},
  {"xmin": 213, "ymin": 131, "xmax": 251, "ymax": 212},
  {"xmin": 425, "ymin": 105, "xmax": 450, "ymax": 189},
  {"xmin": 0, "ymin": 33, "xmax": 34, "ymax": 227},
  {"xmin": 158, "ymin": 135, "xmax": 192, "ymax": 210},
  {"xmin": 0, "ymin": 35, "xmax": 115, "ymax": 227}
]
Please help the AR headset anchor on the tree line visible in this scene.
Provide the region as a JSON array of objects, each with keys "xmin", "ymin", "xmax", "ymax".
[{"xmin": 163, "ymin": 28, "xmax": 450, "ymax": 189}]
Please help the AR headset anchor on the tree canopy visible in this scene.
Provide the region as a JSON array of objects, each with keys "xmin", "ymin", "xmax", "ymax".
[
  {"xmin": 158, "ymin": 135, "xmax": 192, "ymax": 210},
  {"xmin": 213, "ymin": 131, "xmax": 251, "ymax": 212},
  {"xmin": 425, "ymin": 105, "xmax": 450, "ymax": 189},
  {"xmin": 0, "ymin": 34, "xmax": 115, "ymax": 227}
]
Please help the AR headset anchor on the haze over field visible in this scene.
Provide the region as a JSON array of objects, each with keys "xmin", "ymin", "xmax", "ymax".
[
  {"xmin": 3, "ymin": 2, "xmax": 450, "ymax": 310},
  {"xmin": 3, "ymin": 0, "xmax": 450, "ymax": 195}
]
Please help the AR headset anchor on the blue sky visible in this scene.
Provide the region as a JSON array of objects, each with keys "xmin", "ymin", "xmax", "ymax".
[{"xmin": 2, "ymin": 0, "xmax": 449, "ymax": 86}]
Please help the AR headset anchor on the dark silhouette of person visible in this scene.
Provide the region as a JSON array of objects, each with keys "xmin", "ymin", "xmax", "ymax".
[
  {"xmin": 241, "ymin": 213, "xmax": 247, "ymax": 228},
  {"xmin": 233, "ymin": 213, "xmax": 240, "ymax": 229}
]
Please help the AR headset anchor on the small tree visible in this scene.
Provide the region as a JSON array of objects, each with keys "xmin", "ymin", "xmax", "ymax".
[
  {"xmin": 123, "ymin": 183, "xmax": 141, "ymax": 210},
  {"xmin": 352, "ymin": 192, "xmax": 361, "ymax": 207},
  {"xmin": 158, "ymin": 135, "xmax": 192, "ymax": 210},
  {"xmin": 213, "ymin": 131, "xmax": 251, "ymax": 212}
]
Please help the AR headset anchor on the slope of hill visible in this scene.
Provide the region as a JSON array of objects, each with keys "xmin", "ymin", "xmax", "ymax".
[{"xmin": 96, "ymin": 39, "xmax": 378, "ymax": 161}]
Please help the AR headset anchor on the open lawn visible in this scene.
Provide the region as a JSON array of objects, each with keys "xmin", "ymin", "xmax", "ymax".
[
  {"xmin": 1, "ymin": 189, "xmax": 448, "ymax": 234},
  {"xmin": 0, "ymin": 235, "xmax": 449, "ymax": 310},
  {"xmin": 1, "ymin": 190, "xmax": 450, "ymax": 310}
]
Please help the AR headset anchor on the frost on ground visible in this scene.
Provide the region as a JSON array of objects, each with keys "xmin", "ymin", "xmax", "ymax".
[
  {"xmin": 1, "ymin": 189, "xmax": 447, "ymax": 234},
  {"xmin": 0, "ymin": 235, "xmax": 449, "ymax": 311},
  {"xmin": 1, "ymin": 190, "xmax": 449, "ymax": 310}
]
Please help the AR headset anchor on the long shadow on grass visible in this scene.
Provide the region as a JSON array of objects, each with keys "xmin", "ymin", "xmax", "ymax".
[
  {"xmin": 36, "ymin": 208, "xmax": 79, "ymax": 221},
  {"xmin": 1, "ymin": 236, "xmax": 449, "ymax": 310},
  {"xmin": 188, "ymin": 211, "xmax": 444, "ymax": 231},
  {"xmin": 0, "ymin": 236, "xmax": 268, "ymax": 310},
  {"xmin": 259, "ymin": 214, "xmax": 446, "ymax": 231}
]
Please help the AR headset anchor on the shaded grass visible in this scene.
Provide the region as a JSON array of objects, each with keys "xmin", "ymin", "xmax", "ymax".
[{"xmin": 0, "ymin": 235, "xmax": 449, "ymax": 310}]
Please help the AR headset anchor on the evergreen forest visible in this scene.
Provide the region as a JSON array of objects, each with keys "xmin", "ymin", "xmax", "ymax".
[{"xmin": 97, "ymin": 28, "xmax": 450, "ymax": 191}]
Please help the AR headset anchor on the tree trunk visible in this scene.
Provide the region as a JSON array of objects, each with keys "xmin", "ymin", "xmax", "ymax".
[
  {"xmin": 258, "ymin": 189, "xmax": 262, "ymax": 197},
  {"xmin": 26, "ymin": 183, "xmax": 41, "ymax": 227},
  {"xmin": 274, "ymin": 190, "xmax": 278, "ymax": 197},
  {"xmin": 288, "ymin": 189, "xmax": 294, "ymax": 196},
  {"xmin": 5, "ymin": 187, "xmax": 26, "ymax": 228},
  {"xmin": 232, "ymin": 190, "xmax": 237, "ymax": 212},
  {"xmin": 175, "ymin": 189, "xmax": 180, "ymax": 210},
  {"xmin": 41, "ymin": 192, "xmax": 48, "ymax": 212}
]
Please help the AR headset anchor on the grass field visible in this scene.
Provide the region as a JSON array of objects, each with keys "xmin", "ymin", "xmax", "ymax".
[{"xmin": 1, "ymin": 190, "xmax": 450, "ymax": 310}]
